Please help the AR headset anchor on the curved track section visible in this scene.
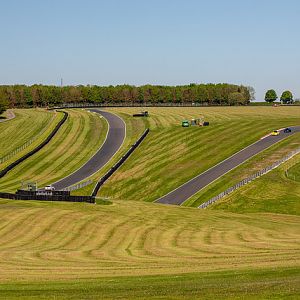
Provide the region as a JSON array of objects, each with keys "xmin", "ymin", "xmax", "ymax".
[
  {"xmin": 156, "ymin": 126, "xmax": 300, "ymax": 205},
  {"xmin": 52, "ymin": 109, "xmax": 125, "ymax": 190}
]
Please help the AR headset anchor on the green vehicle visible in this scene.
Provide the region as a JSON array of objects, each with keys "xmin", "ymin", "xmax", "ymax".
[{"xmin": 182, "ymin": 120, "xmax": 190, "ymax": 127}]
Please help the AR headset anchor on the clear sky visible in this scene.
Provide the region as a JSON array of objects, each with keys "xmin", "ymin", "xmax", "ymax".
[{"xmin": 1, "ymin": 0, "xmax": 299, "ymax": 100}]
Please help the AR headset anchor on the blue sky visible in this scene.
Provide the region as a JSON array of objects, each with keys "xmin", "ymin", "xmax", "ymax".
[{"xmin": 0, "ymin": 0, "xmax": 299, "ymax": 100}]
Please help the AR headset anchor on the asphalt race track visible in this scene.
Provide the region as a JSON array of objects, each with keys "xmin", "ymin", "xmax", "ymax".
[
  {"xmin": 52, "ymin": 109, "xmax": 125, "ymax": 190},
  {"xmin": 156, "ymin": 126, "xmax": 300, "ymax": 205}
]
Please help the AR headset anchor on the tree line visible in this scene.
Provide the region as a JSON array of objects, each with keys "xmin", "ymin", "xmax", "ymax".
[{"xmin": 0, "ymin": 83, "xmax": 253, "ymax": 112}]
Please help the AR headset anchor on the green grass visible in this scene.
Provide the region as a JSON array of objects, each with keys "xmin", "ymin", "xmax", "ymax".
[
  {"xmin": 184, "ymin": 132, "xmax": 300, "ymax": 208},
  {"xmin": 206, "ymin": 152, "xmax": 300, "ymax": 215},
  {"xmin": 287, "ymin": 161, "xmax": 300, "ymax": 182},
  {"xmin": 3, "ymin": 107, "xmax": 299, "ymax": 200},
  {"xmin": 95, "ymin": 107, "xmax": 300, "ymax": 203},
  {"xmin": 0, "ymin": 108, "xmax": 55, "ymax": 158},
  {"xmin": 1, "ymin": 107, "xmax": 300, "ymax": 299},
  {"xmin": 1, "ymin": 268, "xmax": 299, "ymax": 299},
  {"xmin": 0, "ymin": 198, "xmax": 299, "ymax": 298},
  {"xmin": 72, "ymin": 109, "xmax": 147, "ymax": 196},
  {"xmin": 0, "ymin": 109, "xmax": 107, "ymax": 192}
]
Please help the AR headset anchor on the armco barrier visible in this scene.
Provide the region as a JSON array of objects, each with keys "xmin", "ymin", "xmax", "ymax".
[
  {"xmin": 198, "ymin": 147, "xmax": 300, "ymax": 209},
  {"xmin": 62, "ymin": 180, "xmax": 93, "ymax": 192},
  {"xmin": 92, "ymin": 128, "xmax": 150, "ymax": 197},
  {"xmin": 0, "ymin": 111, "xmax": 68, "ymax": 179},
  {"xmin": 0, "ymin": 191, "xmax": 95, "ymax": 203}
]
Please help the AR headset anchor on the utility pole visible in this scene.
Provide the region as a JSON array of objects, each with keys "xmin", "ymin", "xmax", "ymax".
[{"xmin": 60, "ymin": 78, "xmax": 63, "ymax": 87}]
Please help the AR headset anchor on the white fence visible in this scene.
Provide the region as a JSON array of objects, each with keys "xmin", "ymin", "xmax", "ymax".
[
  {"xmin": 62, "ymin": 180, "xmax": 93, "ymax": 192},
  {"xmin": 0, "ymin": 113, "xmax": 56, "ymax": 164},
  {"xmin": 198, "ymin": 147, "xmax": 300, "ymax": 209}
]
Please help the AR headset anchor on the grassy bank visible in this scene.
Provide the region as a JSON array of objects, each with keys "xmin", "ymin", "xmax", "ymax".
[
  {"xmin": 97, "ymin": 106, "xmax": 300, "ymax": 203},
  {"xmin": 0, "ymin": 108, "xmax": 55, "ymax": 158},
  {"xmin": 184, "ymin": 132, "xmax": 300, "ymax": 208},
  {"xmin": 0, "ymin": 109, "xmax": 107, "ymax": 191},
  {"xmin": 207, "ymin": 152, "xmax": 300, "ymax": 214}
]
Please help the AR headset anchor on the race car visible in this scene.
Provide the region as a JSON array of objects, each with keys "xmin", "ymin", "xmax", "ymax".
[{"xmin": 271, "ymin": 130, "xmax": 280, "ymax": 136}]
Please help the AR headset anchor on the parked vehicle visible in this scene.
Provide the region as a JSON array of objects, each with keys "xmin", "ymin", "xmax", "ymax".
[
  {"xmin": 271, "ymin": 130, "xmax": 280, "ymax": 136},
  {"xmin": 182, "ymin": 120, "xmax": 190, "ymax": 127},
  {"xmin": 45, "ymin": 185, "xmax": 55, "ymax": 191},
  {"xmin": 284, "ymin": 128, "xmax": 292, "ymax": 133}
]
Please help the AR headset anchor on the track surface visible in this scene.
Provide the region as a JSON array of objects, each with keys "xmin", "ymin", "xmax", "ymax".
[
  {"xmin": 156, "ymin": 126, "xmax": 300, "ymax": 205},
  {"xmin": 52, "ymin": 109, "xmax": 125, "ymax": 190}
]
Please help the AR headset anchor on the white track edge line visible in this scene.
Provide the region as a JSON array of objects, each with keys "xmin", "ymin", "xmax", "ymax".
[{"xmin": 49, "ymin": 109, "xmax": 126, "ymax": 189}]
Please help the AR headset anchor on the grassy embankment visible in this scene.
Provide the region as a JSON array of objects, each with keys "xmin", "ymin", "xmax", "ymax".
[
  {"xmin": 184, "ymin": 132, "xmax": 300, "ymax": 208},
  {"xmin": 91, "ymin": 107, "xmax": 300, "ymax": 204},
  {"xmin": 202, "ymin": 151, "xmax": 300, "ymax": 215},
  {"xmin": 0, "ymin": 198, "xmax": 299, "ymax": 299},
  {"xmin": 0, "ymin": 109, "xmax": 107, "ymax": 192},
  {"xmin": 0, "ymin": 109, "xmax": 58, "ymax": 166}
]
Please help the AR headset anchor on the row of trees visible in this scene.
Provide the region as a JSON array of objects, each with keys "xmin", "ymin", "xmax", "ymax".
[
  {"xmin": 0, "ymin": 83, "xmax": 253, "ymax": 110},
  {"xmin": 265, "ymin": 89, "xmax": 294, "ymax": 104}
]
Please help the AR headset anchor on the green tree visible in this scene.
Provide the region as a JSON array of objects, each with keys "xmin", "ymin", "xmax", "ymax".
[
  {"xmin": 0, "ymin": 89, "xmax": 8, "ymax": 114},
  {"xmin": 228, "ymin": 92, "xmax": 245, "ymax": 105},
  {"xmin": 280, "ymin": 90, "xmax": 293, "ymax": 104},
  {"xmin": 264, "ymin": 89, "xmax": 277, "ymax": 103}
]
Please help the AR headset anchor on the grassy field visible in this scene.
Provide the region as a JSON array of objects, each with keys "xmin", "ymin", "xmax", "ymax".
[
  {"xmin": 0, "ymin": 108, "xmax": 55, "ymax": 158},
  {"xmin": 95, "ymin": 107, "xmax": 300, "ymax": 204},
  {"xmin": 0, "ymin": 198, "xmax": 299, "ymax": 298},
  {"xmin": 0, "ymin": 109, "xmax": 107, "ymax": 192},
  {"xmin": 0, "ymin": 107, "xmax": 300, "ymax": 298}
]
